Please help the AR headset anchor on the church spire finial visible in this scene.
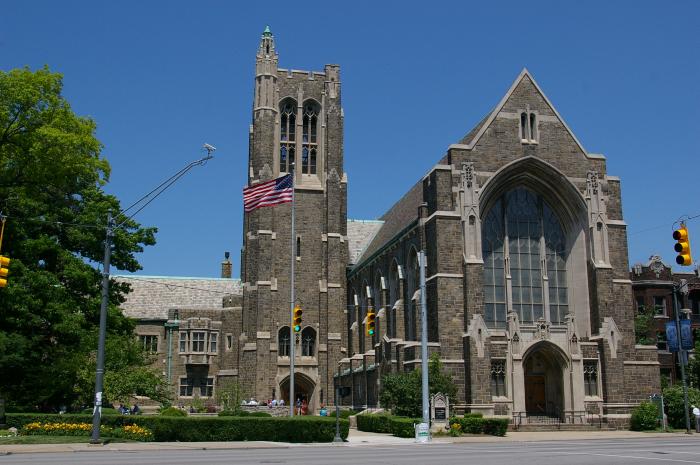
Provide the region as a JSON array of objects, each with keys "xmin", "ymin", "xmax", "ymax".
[{"xmin": 262, "ymin": 25, "xmax": 272, "ymax": 37}]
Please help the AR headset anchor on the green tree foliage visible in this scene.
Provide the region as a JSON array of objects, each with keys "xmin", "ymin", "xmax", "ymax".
[
  {"xmin": 379, "ymin": 353, "xmax": 458, "ymax": 417},
  {"xmin": 688, "ymin": 339, "xmax": 700, "ymax": 389},
  {"xmin": 216, "ymin": 379, "xmax": 244, "ymax": 412},
  {"xmin": 662, "ymin": 385, "xmax": 700, "ymax": 429},
  {"xmin": 634, "ymin": 305, "xmax": 656, "ymax": 345},
  {"xmin": 0, "ymin": 67, "xmax": 160, "ymax": 410}
]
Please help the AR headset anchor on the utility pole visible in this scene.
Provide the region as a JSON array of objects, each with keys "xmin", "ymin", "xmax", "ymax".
[
  {"xmin": 90, "ymin": 212, "xmax": 113, "ymax": 444},
  {"xmin": 89, "ymin": 146, "xmax": 214, "ymax": 444},
  {"xmin": 418, "ymin": 250, "xmax": 430, "ymax": 442}
]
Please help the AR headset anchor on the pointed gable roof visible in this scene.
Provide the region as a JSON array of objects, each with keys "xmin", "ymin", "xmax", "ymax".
[{"xmin": 453, "ymin": 68, "xmax": 589, "ymax": 156}]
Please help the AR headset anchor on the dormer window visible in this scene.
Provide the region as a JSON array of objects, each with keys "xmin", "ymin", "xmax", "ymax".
[{"xmin": 520, "ymin": 111, "xmax": 538, "ymax": 144}]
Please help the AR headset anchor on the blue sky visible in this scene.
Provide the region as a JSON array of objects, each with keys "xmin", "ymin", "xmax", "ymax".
[{"xmin": 3, "ymin": 1, "xmax": 699, "ymax": 277}]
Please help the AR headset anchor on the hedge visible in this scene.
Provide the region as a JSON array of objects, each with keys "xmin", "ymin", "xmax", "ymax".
[
  {"xmin": 356, "ymin": 413, "xmax": 420, "ymax": 438},
  {"xmin": 356, "ymin": 413, "xmax": 392, "ymax": 433},
  {"xmin": 449, "ymin": 415, "xmax": 508, "ymax": 437},
  {"xmin": 6, "ymin": 413, "xmax": 349, "ymax": 443}
]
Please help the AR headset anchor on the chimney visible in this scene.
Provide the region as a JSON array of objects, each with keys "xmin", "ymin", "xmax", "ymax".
[{"xmin": 221, "ymin": 251, "xmax": 232, "ymax": 279}]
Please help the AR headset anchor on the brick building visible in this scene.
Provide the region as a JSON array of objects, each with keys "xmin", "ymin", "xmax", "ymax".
[
  {"xmin": 122, "ymin": 28, "xmax": 660, "ymax": 424},
  {"xmin": 630, "ymin": 256, "xmax": 700, "ymax": 384}
]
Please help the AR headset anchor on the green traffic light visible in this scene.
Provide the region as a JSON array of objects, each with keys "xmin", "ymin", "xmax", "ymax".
[
  {"xmin": 294, "ymin": 325, "xmax": 301, "ymax": 332},
  {"xmin": 368, "ymin": 329, "xmax": 374, "ymax": 335}
]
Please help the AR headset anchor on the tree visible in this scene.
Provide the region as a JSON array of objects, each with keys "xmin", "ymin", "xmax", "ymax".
[
  {"xmin": 379, "ymin": 353, "xmax": 458, "ymax": 417},
  {"xmin": 635, "ymin": 305, "xmax": 656, "ymax": 345},
  {"xmin": 216, "ymin": 379, "xmax": 244, "ymax": 412},
  {"xmin": 0, "ymin": 67, "xmax": 158, "ymax": 410}
]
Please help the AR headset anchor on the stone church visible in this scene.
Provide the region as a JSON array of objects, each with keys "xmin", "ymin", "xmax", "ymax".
[{"xmin": 121, "ymin": 27, "xmax": 659, "ymax": 424}]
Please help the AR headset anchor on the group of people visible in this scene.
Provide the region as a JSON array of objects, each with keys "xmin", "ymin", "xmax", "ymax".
[
  {"xmin": 240, "ymin": 398, "xmax": 288, "ymax": 407},
  {"xmin": 117, "ymin": 403, "xmax": 140, "ymax": 415}
]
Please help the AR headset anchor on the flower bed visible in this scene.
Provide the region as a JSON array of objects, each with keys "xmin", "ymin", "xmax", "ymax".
[{"xmin": 20, "ymin": 421, "xmax": 154, "ymax": 441}]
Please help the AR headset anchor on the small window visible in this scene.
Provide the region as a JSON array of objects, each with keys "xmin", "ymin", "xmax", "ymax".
[
  {"xmin": 296, "ymin": 236, "xmax": 301, "ymax": 258},
  {"xmin": 140, "ymin": 335, "xmax": 158, "ymax": 353},
  {"xmin": 278, "ymin": 327, "xmax": 290, "ymax": 357},
  {"xmin": 179, "ymin": 332, "xmax": 187, "ymax": 353},
  {"xmin": 636, "ymin": 296, "xmax": 645, "ymax": 313},
  {"xmin": 654, "ymin": 296, "xmax": 666, "ymax": 316},
  {"xmin": 226, "ymin": 334, "xmax": 233, "ymax": 351},
  {"xmin": 209, "ymin": 333, "xmax": 218, "ymax": 353},
  {"xmin": 192, "ymin": 331, "xmax": 206, "ymax": 353},
  {"xmin": 520, "ymin": 111, "xmax": 538, "ymax": 143},
  {"xmin": 202, "ymin": 377, "xmax": 214, "ymax": 397},
  {"xmin": 302, "ymin": 327, "xmax": 316, "ymax": 356},
  {"xmin": 657, "ymin": 331, "xmax": 668, "ymax": 350},
  {"xmin": 583, "ymin": 361, "xmax": 598, "ymax": 396},
  {"xmin": 490, "ymin": 360, "xmax": 506, "ymax": 397},
  {"xmin": 179, "ymin": 377, "xmax": 194, "ymax": 397}
]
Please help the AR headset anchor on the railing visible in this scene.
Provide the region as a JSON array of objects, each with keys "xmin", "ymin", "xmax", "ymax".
[{"xmin": 511, "ymin": 409, "xmax": 604, "ymax": 429}]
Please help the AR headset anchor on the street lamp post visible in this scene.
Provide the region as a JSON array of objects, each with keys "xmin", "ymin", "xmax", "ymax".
[{"xmin": 89, "ymin": 147, "xmax": 214, "ymax": 444}]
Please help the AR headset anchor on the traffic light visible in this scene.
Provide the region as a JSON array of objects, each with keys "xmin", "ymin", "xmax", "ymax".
[
  {"xmin": 0, "ymin": 255, "xmax": 9, "ymax": 288},
  {"xmin": 673, "ymin": 223, "xmax": 693, "ymax": 266},
  {"xmin": 293, "ymin": 305, "xmax": 303, "ymax": 332},
  {"xmin": 366, "ymin": 309, "xmax": 376, "ymax": 336}
]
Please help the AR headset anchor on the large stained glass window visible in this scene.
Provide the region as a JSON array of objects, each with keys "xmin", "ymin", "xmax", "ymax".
[{"xmin": 482, "ymin": 188, "xmax": 568, "ymax": 327}]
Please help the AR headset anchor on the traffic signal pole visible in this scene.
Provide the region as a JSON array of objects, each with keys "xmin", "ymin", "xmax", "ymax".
[{"xmin": 672, "ymin": 284, "xmax": 692, "ymax": 434}]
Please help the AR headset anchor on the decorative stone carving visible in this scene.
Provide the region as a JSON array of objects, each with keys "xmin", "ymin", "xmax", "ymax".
[
  {"xmin": 466, "ymin": 314, "xmax": 489, "ymax": 358},
  {"xmin": 649, "ymin": 255, "xmax": 665, "ymax": 278},
  {"xmin": 586, "ymin": 170, "xmax": 610, "ymax": 267},
  {"xmin": 327, "ymin": 167, "xmax": 340, "ymax": 183},
  {"xmin": 259, "ymin": 163, "xmax": 273, "ymax": 181},
  {"xmin": 535, "ymin": 317, "xmax": 550, "ymax": 341},
  {"xmin": 507, "ymin": 311, "xmax": 521, "ymax": 355},
  {"xmin": 566, "ymin": 313, "xmax": 579, "ymax": 355},
  {"xmin": 459, "ymin": 162, "xmax": 482, "ymax": 263}
]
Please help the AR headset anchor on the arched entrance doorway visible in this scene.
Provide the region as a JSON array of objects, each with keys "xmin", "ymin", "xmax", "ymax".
[
  {"xmin": 279, "ymin": 372, "xmax": 316, "ymax": 414},
  {"xmin": 522, "ymin": 342, "xmax": 566, "ymax": 418}
]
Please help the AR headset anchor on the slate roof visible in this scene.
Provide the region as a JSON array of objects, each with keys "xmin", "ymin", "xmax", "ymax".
[
  {"xmin": 115, "ymin": 275, "xmax": 242, "ymax": 320},
  {"xmin": 347, "ymin": 219, "xmax": 384, "ymax": 265},
  {"xmin": 352, "ymin": 180, "xmax": 424, "ymax": 268}
]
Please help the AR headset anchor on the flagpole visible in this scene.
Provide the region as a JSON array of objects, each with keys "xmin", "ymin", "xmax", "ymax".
[{"xmin": 289, "ymin": 174, "xmax": 296, "ymax": 417}]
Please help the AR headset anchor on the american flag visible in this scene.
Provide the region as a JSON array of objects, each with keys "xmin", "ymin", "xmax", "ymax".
[{"xmin": 243, "ymin": 174, "xmax": 294, "ymax": 212}]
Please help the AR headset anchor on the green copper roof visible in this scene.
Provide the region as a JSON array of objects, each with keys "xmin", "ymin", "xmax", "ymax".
[{"xmin": 262, "ymin": 25, "xmax": 272, "ymax": 37}]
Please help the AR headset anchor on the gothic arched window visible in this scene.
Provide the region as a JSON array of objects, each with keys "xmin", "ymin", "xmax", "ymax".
[
  {"xmin": 279, "ymin": 99, "xmax": 297, "ymax": 173},
  {"xmin": 482, "ymin": 187, "xmax": 568, "ymax": 328},
  {"xmin": 278, "ymin": 326, "xmax": 290, "ymax": 357},
  {"xmin": 301, "ymin": 327, "xmax": 316, "ymax": 356},
  {"xmin": 301, "ymin": 101, "xmax": 319, "ymax": 174},
  {"xmin": 406, "ymin": 250, "xmax": 419, "ymax": 340}
]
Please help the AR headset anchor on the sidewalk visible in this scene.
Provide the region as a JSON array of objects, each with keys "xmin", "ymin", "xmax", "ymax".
[{"xmin": 1, "ymin": 429, "xmax": 697, "ymax": 455}]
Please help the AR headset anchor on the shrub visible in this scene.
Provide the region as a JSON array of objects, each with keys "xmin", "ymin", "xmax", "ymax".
[
  {"xmin": 6, "ymin": 413, "xmax": 349, "ymax": 443},
  {"xmin": 248, "ymin": 411, "xmax": 272, "ymax": 417},
  {"xmin": 160, "ymin": 407, "xmax": 187, "ymax": 417},
  {"xmin": 464, "ymin": 412, "xmax": 483, "ymax": 418},
  {"xmin": 630, "ymin": 401, "xmax": 659, "ymax": 431},
  {"xmin": 217, "ymin": 410, "xmax": 239, "ymax": 417},
  {"xmin": 328, "ymin": 409, "xmax": 354, "ymax": 419},
  {"xmin": 461, "ymin": 417, "xmax": 484, "ymax": 434},
  {"xmin": 482, "ymin": 418, "xmax": 508, "ymax": 436}
]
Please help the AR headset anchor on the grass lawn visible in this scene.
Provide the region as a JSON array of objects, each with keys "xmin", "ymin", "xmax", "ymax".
[{"xmin": 0, "ymin": 435, "xmax": 128, "ymax": 445}]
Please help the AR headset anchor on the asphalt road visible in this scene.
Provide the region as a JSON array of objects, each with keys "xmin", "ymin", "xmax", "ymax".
[{"xmin": 1, "ymin": 438, "xmax": 700, "ymax": 465}]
